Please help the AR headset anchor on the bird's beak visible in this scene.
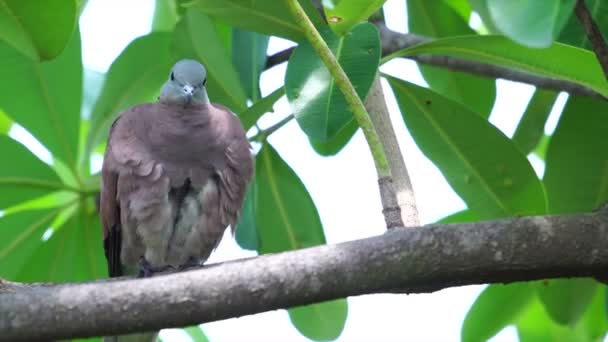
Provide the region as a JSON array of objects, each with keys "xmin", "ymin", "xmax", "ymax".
[{"xmin": 183, "ymin": 84, "xmax": 194, "ymax": 103}]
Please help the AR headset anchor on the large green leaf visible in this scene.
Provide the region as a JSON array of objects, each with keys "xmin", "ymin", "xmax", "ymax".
[
  {"xmin": 0, "ymin": 110, "xmax": 11, "ymax": 134},
  {"xmin": 323, "ymin": 0, "xmax": 386, "ymax": 35},
  {"xmin": 516, "ymin": 297, "xmax": 589, "ymax": 342},
  {"xmin": 239, "ymin": 87, "xmax": 285, "ymax": 131},
  {"xmin": 0, "ymin": 209, "xmax": 59, "ymax": 280},
  {"xmin": 387, "ymin": 76, "xmax": 546, "ymax": 219},
  {"xmin": 191, "ymin": 0, "xmax": 324, "ymax": 42},
  {"xmin": 235, "ymin": 184, "xmax": 258, "ymax": 251},
  {"xmin": 172, "ymin": 9, "xmax": 247, "ymax": 113},
  {"xmin": 16, "ymin": 206, "xmax": 106, "ymax": 282},
  {"xmin": 407, "ymin": 0, "xmax": 495, "ymax": 117},
  {"xmin": 560, "ymin": 0, "xmax": 607, "ymax": 48},
  {"xmin": 254, "ymin": 144, "xmax": 347, "ymax": 340},
  {"xmin": 152, "ymin": 0, "xmax": 178, "ymax": 31},
  {"xmin": 232, "ymin": 29, "xmax": 269, "ymax": 101},
  {"xmin": 462, "ymin": 283, "xmax": 534, "ymax": 342},
  {"xmin": 0, "ymin": 136, "xmax": 64, "ymax": 209},
  {"xmin": 578, "ymin": 285, "xmax": 608, "ymax": 340},
  {"xmin": 387, "ymin": 35, "xmax": 608, "ymax": 98},
  {"xmin": 544, "ymin": 96, "xmax": 608, "ymax": 214},
  {"xmin": 285, "ymin": 23, "xmax": 380, "ymax": 141},
  {"xmin": 309, "ymin": 117, "xmax": 358, "ymax": 156},
  {"xmin": 536, "ymin": 278, "xmax": 598, "ymax": 326},
  {"xmin": 512, "ymin": 89, "xmax": 558, "ymax": 155},
  {"xmin": 483, "ymin": 0, "xmax": 576, "ymax": 48},
  {"xmin": 86, "ymin": 32, "xmax": 175, "ymax": 157},
  {"xmin": 0, "ymin": 28, "xmax": 82, "ymax": 166},
  {"xmin": 442, "ymin": 0, "xmax": 472, "ymax": 20},
  {"xmin": 0, "ymin": 0, "xmax": 77, "ymax": 60},
  {"xmin": 436, "ymin": 209, "xmax": 479, "ymax": 223}
]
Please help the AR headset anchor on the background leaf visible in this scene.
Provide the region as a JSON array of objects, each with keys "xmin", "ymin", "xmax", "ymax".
[
  {"xmin": 286, "ymin": 23, "xmax": 380, "ymax": 141},
  {"xmin": 387, "ymin": 77, "xmax": 546, "ymax": 219},
  {"xmin": 323, "ymin": 0, "xmax": 386, "ymax": 35},
  {"xmin": 559, "ymin": 0, "xmax": 607, "ymax": 48},
  {"xmin": 289, "ymin": 300, "xmax": 349, "ymax": 341},
  {"xmin": 407, "ymin": 0, "xmax": 496, "ymax": 116},
  {"xmin": 232, "ymin": 29, "xmax": 269, "ymax": 101},
  {"xmin": 309, "ymin": 118, "xmax": 359, "ymax": 156},
  {"xmin": 536, "ymin": 278, "xmax": 598, "ymax": 326},
  {"xmin": 512, "ymin": 89, "xmax": 558, "ymax": 155}
]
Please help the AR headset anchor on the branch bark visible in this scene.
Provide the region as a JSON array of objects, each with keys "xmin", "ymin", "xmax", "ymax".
[
  {"xmin": 2, "ymin": 210, "xmax": 607, "ymax": 341},
  {"xmin": 266, "ymin": 23, "xmax": 603, "ymax": 99},
  {"xmin": 575, "ymin": 0, "xmax": 608, "ymax": 80}
]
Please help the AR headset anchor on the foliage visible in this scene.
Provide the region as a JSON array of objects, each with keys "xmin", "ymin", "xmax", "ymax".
[{"xmin": 0, "ymin": 0, "xmax": 606, "ymax": 341}]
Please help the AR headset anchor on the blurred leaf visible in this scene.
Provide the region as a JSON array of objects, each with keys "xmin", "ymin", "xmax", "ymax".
[
  {"xmin": 0, "ymin": 136, "xmax": 64, "ymax": 209},
  {"xmin": 387, "ymin": 77, "xmax": 546, "ymax": 219},
  {"xmin": 0, "ymin": 0, "xmax": 77, "ymax": 60},
  {"xmin": 232, "ymin": 29, "xmax": 269, "ymax": 101},
  {"xmin": 532, "ymin": 134, "xmax": 551, "ymax": 161},
  {"xmin": 437, "ymin": 209, "xmax": 479, "ymax": 223},
  {"xmin": 286, "ymin": 23, "xmax": 380, "ymax": 141},
  {"xmin": 512, "ymin": 89, "xmax": 558, "ymax": 155},
  {"xmin": 16, "ymin": 206, "xmax": 107, "ymax": 282},
  {"xmin": 544, "ymin": 96, "xmax": 608, "ymax": 214},
  {"xmin": 289, "ymin": 299, "xmax": 348, "ymax": 341},
  {"xmin": 467, "ymin": 0, "xmax": 501, "ymax": 33},
  {"xmin": 0, "ymin": 109, "xmax": 12, "ymax": 134},
  {"xmin": 235, "ymin": 183, "xmax": 258, "ymax": 251},
  {"xmin": 240, "ymin": 87, "xmax": 284, "ymax": 131},
  {"xmin": 559, "ymin": 0, "xmax": 607, "ymax": 48},
  {"xmin": 86, "ymin": 33, "xmax": 175, "ymax": 157},
  {"xmin": 442, "ymin": 0, "xmax": 472, "ymax": 20},
  {"xmin": 184, "ymin": 326, "xmax": 210, "ymax": 342},
  {"xmin": 517, "ymin": 296, "xmax": 589, "ymax": 342},
  {"xmin": 387, "ymin": 35, "xmax": 608, "ymax": 98},
  {"xmin": 0, "ymin": 209, "xmax": 59, "ymax": 280},
  {"xmin": 462, "ymin": 283, "xmax": 534, "ymax": 342},
  {"xmin": 254, "ymin": 144, "xmax": 347, "ymax": 339},
  {"xmin": 3, "ymin": 191, "xmax": 77, "ymax": 216},
  {"xmin": 0, "ymin": 28, "xmax": 82, "ymax": 166},
  {"xmin": 309, "ymin": 117, "xmax": 358, "ymax": 156},
  {"xmin": 191, "ymin": 0, "xmax": 324, "ymax": 42},
  {"xmin": 536, "ymin": 278, "xmax": 598, "ymax": 326},
  {"xmin": 323, "ymin": 0, "xmax": 386, "ymax": 35},
  {"xmin": 407, "ymin": 0, "xmax": 495, "ymax": 116},
  {"xmin": 579, "ymin": 285, "xmax": 608, "ymax": 340},
  {"xmin": 153, "ymin": 0, "xmax": 178, "ymax": 31},
  {"xmin": 479, "ymin": 0, "xmax": 575, "ymax": 48},
  {"xmin": 172, "ymin": 9, "xmax": 247, "ymax": 113}
]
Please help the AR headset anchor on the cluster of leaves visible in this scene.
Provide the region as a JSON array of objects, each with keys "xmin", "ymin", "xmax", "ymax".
[{"xmin": 0, "ymin": 0, "xmax": 606, "ymax": 341}]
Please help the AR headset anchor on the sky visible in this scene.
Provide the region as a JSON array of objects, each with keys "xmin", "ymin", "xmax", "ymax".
[{"xmin": 10, "ymin": 0, "xmax": 572, "ymax": 341}]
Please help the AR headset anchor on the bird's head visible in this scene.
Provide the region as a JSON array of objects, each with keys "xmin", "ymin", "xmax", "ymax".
[{"xmin": 160, "ymin": 59, "xmax": 209, "ymax": 106}]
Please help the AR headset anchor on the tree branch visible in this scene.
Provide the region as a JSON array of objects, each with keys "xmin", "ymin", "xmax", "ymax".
[
  {"xmin": 575, "ymin": 0, "xmax": 608, "ymax": 80},
  {"xmin": 1, "ymin": 210, "xmax": 607, "ymax": 341},
  {"xmin": 266, "ymin": 23, "xmax": 603, "ymax": 99}
]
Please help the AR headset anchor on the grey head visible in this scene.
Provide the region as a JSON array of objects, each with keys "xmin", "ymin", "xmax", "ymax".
[{"xmin": 160, "ymin": 59, "xmax": 210, "ymax": 106}]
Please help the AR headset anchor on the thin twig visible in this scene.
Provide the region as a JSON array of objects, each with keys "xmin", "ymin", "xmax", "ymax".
[
  {"xmin": 575, "ymin": 0, "xmax": 608, "ymax": 80},
  {"xmin": 251, "ymin": 114, "xmax": 294, "ymax": 142}
]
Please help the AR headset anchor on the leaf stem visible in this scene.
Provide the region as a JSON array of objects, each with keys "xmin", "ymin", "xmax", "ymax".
[{"xmin": 251, "ymin": 114, "xmax": 294, "ymax": 142}]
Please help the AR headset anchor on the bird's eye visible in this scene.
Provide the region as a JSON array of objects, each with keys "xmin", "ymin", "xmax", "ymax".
[{"xmin": 170, "ymin": 72, "xmax": 175, "ymax": 81}]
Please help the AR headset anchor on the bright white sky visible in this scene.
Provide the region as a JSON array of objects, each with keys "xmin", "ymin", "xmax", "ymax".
[{"xmin": 12, "ymin": 0, "xmax": 572, "ymax": 341}]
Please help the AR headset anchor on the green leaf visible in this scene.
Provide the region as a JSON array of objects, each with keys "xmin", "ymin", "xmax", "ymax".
[
  {"xmin": 578, "ymin": 285, "xmax": 608, "ymax": 340},
  {"xmin": 512, "ymin": 89, "xmax": 558, "ymax": 155},
  {"xmin": 517, "ymin": 296, "xmax": 589, "ymax": 342},
  {"xmin": 532, "ymin": 134, "xmax": 551, "ymax": 161},
  {"xmin": 235, "ymin": 184, "xmax": 259, "ymax": 251},
  {"xmin": 0, "ymin": 109, "xmax": 12, "ymax": 134},
  {"xmin": 0, "ymin": 0, "xmax": 77, "ymax": 60},
  {"xmin": 309, "ymin": 117, "xmax": 358, "ymax": 156},
  {"xmin": 285, "ymin": 23, "xmax": 380, "ymax": 141},
  {"xmin": 0, "ymin": 209, "xmax": 59, "ymax": 280},
  {"xmin": 559, "ymin": 0, "xmax": 607, "ymax": 48},
  {"xmin": 544, "ymin": 96, "xmax": 608, "ymax": 214},
  {"xmin": 3, "ymin": 191, "xmax": 77, "ymax": 216},
  {"xmin": 436, "ymin": 209, "xmax": 479, "ymax": 223},
  {"xmin": 407, "ymin": 0, "xmax": 495, "ymax": 116},
  {"xmin": 172, "ymin": 9, "xmax": 247, "ymax": 113},
  {"xmin": 86, "ymin": 33, "xmax": 174, "ymax": 158},
  {"xmin": 239, "ymin": 87, "xmax": 284, "ymax": 131},
  {"xmin": 153, "ymin": 0, "xmax": 178, "ymax": 31},
  {"xmin": 0, "ymin": 28, "xmax": 82, "ymax": 166},
  {"xmin": 289, "ymin": 299, "xmax": 348, "ymax": 341},
  {"xmin": 254, "ymin": 144, "xmax": 347, "ymax": 339},
  {"xmin": 467, "ymin": 0, "xmax": 501, "ymax": 33},
  {"xmin": 16, "ymin": 206, "xmax": 107, "ymax": 282},
  {"xmin": 191, "ymin": 0, "xmax": 324, "ymax": 42},
  {"xmin": 387, "ymin": 77, "xmax": 546, "ymax": 219},
  {"xmin": 442, "ymin": 0, "xmax": 472, "ymax": 21},
  {"xmin": 483, "ymin": 0, "xmax": 576, "ymax": 48},
  {"xmin": 0, "ymin": 136, "xmax": 64, "ymax": 209},
  {"xmin": 462, "ymin": 283, "xmax": 534, "ymax": 342},
  {"xmin": 387, "ymin": 35, "xmax": 608, "ymax": 98},
  {"xmin": 536, "ymin": 278, "xmax": 598, "ymax": 326},
  {"xmin": 323, "ymin": 0, "xmax": 386, "ymax": 35},
  {"xmin": 184, "ymin": 326, "xmax": 210, "ymax": 342},
  {"xmin": 232, "ymin": 29, "xmax": 269, "ymax": 101}
]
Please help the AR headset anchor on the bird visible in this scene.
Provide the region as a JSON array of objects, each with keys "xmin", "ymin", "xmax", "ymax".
[{"xmin": 100, "ymin": 59, "xmax": 254, "ymax": 279}]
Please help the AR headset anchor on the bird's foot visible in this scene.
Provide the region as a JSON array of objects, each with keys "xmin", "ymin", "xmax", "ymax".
[
  {"xmin": 138, "ymin": 256, "xmax": 155, "ymax": 278},
  {"xmin": 178, "ymin": 257, "xmax": 201, "ymax": 271}
]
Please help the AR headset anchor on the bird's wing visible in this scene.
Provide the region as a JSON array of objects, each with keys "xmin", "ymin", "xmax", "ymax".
[{"xmin": 214, "ymin": 107, "xmax": 254, "ymax": 233}]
